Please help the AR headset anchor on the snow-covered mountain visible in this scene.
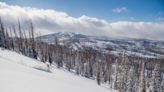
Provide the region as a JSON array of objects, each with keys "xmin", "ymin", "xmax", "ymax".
[
  {"xmin": 37, "ymin": 32, "xmax": 164, "ymax": 58},
  {"xmin": 0, "ymin": 48, "xmax": 116, "ymax": 92}
]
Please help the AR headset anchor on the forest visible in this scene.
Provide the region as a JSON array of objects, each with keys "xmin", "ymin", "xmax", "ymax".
[{"xmin": 0, "ymin": 19, "xmax": 164, "ymax": 92}]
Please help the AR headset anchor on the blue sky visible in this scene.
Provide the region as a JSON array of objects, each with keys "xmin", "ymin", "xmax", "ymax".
[{"xmin": 2, "ymin": 0, "xmax": 164, "ymax": 22}]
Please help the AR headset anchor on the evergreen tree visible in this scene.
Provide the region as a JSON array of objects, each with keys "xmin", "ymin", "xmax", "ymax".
[
  {"xmin": 0, "ymin": 18, "xmax": 5, "ymax": 47},
  {"xmin": 150, "ymin": 63, "xmax": 161, "ymax": 92},
  {"xmin": 139, "ymin": 62, "xmax": 145, "ymax": 92},
  {"xmin": 96, "ymin": 52, "xmax": 101, "ymax": 85},
  {"xmin": 126, "ymin": 66, "xmax": 134, "ymax": 92}
]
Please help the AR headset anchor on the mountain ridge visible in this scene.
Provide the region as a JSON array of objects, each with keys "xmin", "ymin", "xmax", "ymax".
[{"xmin": 37, "ymin": 32, "xmax": 164, "ymax": 58}]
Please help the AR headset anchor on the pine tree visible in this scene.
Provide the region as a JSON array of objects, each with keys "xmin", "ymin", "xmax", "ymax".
[
  {"xmin": 161, "ymin": 80, "xmax": 164, "ymax": 92},
  {"xmin": 18, "ymin": 20, "xmax": 23, "ymax": 53},
  {"xmin": 115, "ymin": 54, "xmax": 125, "ymax": 92},
  {"xmin": 139, "ymin": 61, "xmax": 145, "ymax": 92},
  {"xmin": 29, "ymin": 21, "xmax": 37, "ymax": 59},
  {"xmin": 0, "ymin": 18, "xmax": 5, "ymax": 47},
  {"xmin": 106, "ymin": 54, "xmax": 112, "ymax": 84},
  {"xmin": 96, "ymin": 52, "xmax": 101, "ymax": 85},
  {"xmin": 126, "ymin": 66, "xmax": 134, "ymax": 92},
  {"xmin": 150, "ymin": 63, "xmax": 161, "ymax": 92},
  {"xmin": 9, "ymin": 27, "xmax": 15, "ymax": 50}
]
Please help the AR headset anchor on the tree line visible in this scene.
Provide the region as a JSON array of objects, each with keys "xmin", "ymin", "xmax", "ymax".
[{"xmin": 0, "ymin": 18, "xmax": 164, "ymax": 92}]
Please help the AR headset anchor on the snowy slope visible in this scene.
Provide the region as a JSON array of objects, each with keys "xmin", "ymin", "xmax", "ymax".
[{"xmin": 0, "ymin": 48, "xmax": 116, "ymax": 92}]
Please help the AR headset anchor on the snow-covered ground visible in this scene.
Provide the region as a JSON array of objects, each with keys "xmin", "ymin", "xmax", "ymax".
[
  {"xmin": 38, "ymin": 32, "xmax": 164, "ymax": 58},
  {"xmin": 0, "ymin": 48, "xmax": 116, "ymax": 92}
]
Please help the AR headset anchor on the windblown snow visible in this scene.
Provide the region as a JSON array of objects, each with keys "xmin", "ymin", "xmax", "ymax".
[{"xmin": 0, "ymin": 48, "xmax": 115, "ymax": 92}]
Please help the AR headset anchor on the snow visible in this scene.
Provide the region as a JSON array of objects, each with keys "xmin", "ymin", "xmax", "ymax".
[
  {"xmin": 38, "ymin": 32, "xmax": 164, "ymax": 58},
  {"xmin": 0, "ymin": 48, "xmax": 116, "ymax": 92}
]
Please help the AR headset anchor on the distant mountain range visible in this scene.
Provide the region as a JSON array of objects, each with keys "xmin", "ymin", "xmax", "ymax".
[{"xmin": 37, "ymin": 32, "xmax": 164, "ymax": 58}]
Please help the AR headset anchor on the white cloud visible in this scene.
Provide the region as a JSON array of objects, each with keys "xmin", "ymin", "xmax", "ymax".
[
  {"xmin": 157, "ymin": 11, "xmax": 164, "ymax": 21},
  {"xmin": 0, "ymin": 2, "xmax": 164, "ymax": 40},
  {"xmin": 157, "ymin": 11, "xmax": 163, "ymax": 16},
  {"xmin": 158, "ymin": 17, "xmax": 164, "ymax": 21},
  {"xmin": 112, "ymin": 7, "xmax": 128, "ymax": 13}
]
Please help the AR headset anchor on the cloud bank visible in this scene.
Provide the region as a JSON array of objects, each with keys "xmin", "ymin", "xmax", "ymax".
[{"xmin": 0, "ymin": 2, "xmax": 164, "ymax": 40}]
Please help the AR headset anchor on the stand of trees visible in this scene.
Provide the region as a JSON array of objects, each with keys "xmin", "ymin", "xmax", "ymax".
[{"xmin": 0, "ymin": 18, "xmax": 164, "ymax": 92}]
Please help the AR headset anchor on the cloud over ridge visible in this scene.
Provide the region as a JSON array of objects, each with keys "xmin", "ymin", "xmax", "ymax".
[{"xmin": 0, "ymin": 2, "xmax": 164, "ymax": 40}]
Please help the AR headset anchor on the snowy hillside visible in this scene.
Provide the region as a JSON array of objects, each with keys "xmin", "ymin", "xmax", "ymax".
[
  {"xmin": 37, "ymin": 32, "xmax": 164, "ymax": 58},
  {"xmin": 0, "ymin": 48, "xmax": 116, "ymax": 92}
]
